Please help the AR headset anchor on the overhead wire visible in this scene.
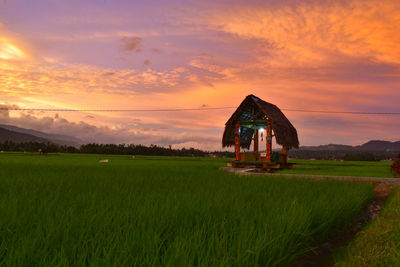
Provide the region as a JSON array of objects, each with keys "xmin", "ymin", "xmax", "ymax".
[
  {"xmin": 1, "ymin": 107, "xmax": 400, "ymax": 115},
  {"xmin": 0, "ymin": 107, "xmax": 237, "ymax": 112}
]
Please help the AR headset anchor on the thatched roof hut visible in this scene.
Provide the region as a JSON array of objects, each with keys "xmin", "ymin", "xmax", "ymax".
[{"xmin": 222, "ymin": 94, "xmax": 299, "ymax": 150}]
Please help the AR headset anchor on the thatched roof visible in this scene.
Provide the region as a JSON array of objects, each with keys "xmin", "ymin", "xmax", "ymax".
[{"xmin": 222, "ymin": 95, "xmax": 299, "ymax": 149}]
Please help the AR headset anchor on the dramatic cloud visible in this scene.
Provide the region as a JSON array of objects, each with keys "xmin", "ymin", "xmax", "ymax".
[
  {"xmin": 0, "ymin": 0, "xmax": 399, "ymax": 148},
  {"xmin": 120, "ymin": 36, "xmax": 142, "ymax": 52},
  {"xmin": 0, "ymin": 104, "xmax": 221, "ymax": 149},
  {"xmin": 0, "ymin": 60, "xmax": 194, "ymax": 97},
  {"xmin": 208, "ymin": 0, "xmax": 400, "ymax": 67}
]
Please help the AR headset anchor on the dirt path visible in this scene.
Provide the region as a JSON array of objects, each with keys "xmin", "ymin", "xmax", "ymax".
[{"xmin": 219, "ymin": 167, "xmax": 400, "ymax": 186}]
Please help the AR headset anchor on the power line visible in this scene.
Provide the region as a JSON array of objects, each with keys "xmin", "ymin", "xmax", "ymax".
[
  {"xmin": 282, "ymin": 109, "xmax": 400, "ymax": 115},
  {"xmin": 0, "ymin": 107, "xmax": 237, "ymax": 112},
  {"xmin": 1, "ymin": 107, "xmax": 400, "ymax": 115}
]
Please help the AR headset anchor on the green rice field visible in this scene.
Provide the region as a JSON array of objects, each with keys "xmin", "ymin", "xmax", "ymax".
[
  {"xmin": 281, "ymin": 159, "xmax": 393, "ymax": 178},
  {"xmin": 334, "ymin": 187, "xmax": 400, "ymax": 266},
  {"xmin": 0, "ymin": 153, "xmax": 374, "ymax": 266}
]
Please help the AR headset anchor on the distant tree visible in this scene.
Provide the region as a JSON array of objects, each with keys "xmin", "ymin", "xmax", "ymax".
[
  {"xmin": 0, "ymin": 141, "xmax": 236, "ymax": 158},
  {"xmin": 343, "ymin": 153, "xmax": 377, "ymax": 161}
]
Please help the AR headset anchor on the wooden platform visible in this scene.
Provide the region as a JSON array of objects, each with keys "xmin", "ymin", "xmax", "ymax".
[{"xmin": 227, "ymin": 161, "xmax": 295, "ymax": 172}]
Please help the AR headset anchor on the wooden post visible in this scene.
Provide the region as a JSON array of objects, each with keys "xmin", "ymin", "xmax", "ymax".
[
  {"xmin": 254, "ymin": 129, "xmax": 259, "ymax": 161},
  {"xmin": 266, "ymin": 121, "xmax": 272, "ymax": 162},
  {"xmin": 235, "ymin": 121, "xmax": 240, "ymax": 161},
  {"xmin": 281, "ymin": 146, "xmax": 287, "ymax": 164}
]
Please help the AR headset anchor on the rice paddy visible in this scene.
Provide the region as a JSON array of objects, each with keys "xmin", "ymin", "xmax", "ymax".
[
  {"xmin": 0, "ymin": 153, "xmax": 374, "ymax": 266},
  {"xmin": 280, "ymin": 159, "xmax": 393, "ymax": 178},
  {"xmin": 334, "ymin": 187, "xmax": 400, "ymax": 266}
]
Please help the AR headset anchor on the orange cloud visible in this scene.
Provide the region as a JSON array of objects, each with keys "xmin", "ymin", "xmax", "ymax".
[
  {"xmin": 0, "ymin": 38, "xmax": 26, "ymax": 60},
  {"xmin": 0, "ymin": 62, "xmax": 190, "ymax": 97},
  {"xmin": 208, "ymin": 0, "xmax": 400, "ymax": 67}
]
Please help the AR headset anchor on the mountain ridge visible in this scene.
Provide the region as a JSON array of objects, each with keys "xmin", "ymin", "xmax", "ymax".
[
  {"xmin": 299, "ymin": 140, "xmax": 400, "ymax": 152},
  {"xmin": 0, "ymin": 124, "xmax": 81, "ymax": 147},
  {"xmin": 0, "ymin": 127, "xmax": 50, "ymax": 143}
]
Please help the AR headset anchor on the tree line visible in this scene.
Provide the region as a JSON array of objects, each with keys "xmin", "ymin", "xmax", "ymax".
[
  {"xmin": 0, "ymin": 140, "xmax": 235, "ymax": 158},
  {"xmin": 288, "ymin": 149, "xmax": 398, "ymax": 161},
  {"xmin": 1, "ymin": 140, "xmax": 396, "ymax": 161}
]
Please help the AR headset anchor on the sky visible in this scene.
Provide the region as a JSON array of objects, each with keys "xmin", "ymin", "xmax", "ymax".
[{"xmin": 0, "ymin": 0, "xmax": 399, "ymax": 150}]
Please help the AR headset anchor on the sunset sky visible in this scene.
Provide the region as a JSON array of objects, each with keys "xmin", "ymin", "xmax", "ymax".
[{"xmin": 1, "ymin": 0, "xmax": 399, "ymax": 150}]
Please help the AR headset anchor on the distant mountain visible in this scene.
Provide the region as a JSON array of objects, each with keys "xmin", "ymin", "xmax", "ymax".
[
  {"xmin": 0, "ymin": 124, "xmax": 81, "ymax": 147},
  {"xmin": 290, "ymin": 140, "xmax": 400, "ymax": 160},
  {"xmin": 299, "ymin": 144, "xmax": 354, "ymax": 151},
  {"xmin": 356, "ymin": 140, "xmax": 400, "ymax": 151},
  {"xmin": 0, "ymin": 127, "xmax": 50, "ymax": 143},
  {"xmin": 298, "ymin": 140, "xmax": 400, "ymax": 152}
]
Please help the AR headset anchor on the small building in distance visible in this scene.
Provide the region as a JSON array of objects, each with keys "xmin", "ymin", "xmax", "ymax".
[{"xmin": 222, "ymin": 94, "xmax": 299, "ymax": 170}]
